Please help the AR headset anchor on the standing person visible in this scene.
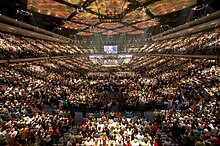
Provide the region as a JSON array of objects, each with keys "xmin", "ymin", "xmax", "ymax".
[
  {"xmin": 125, "ymin": 111, "xmax": 132, "ymax": 118},
  {"xmin": 115, "ymin": 111, "xmax": 121, "ymax": 119},
  {"xmin": 154, "ymin": 134, "xmax": 163, "ymax": 146},
  {"xmin": 150, "ymin": 123, "xmax": 158, "ymax": 137}
]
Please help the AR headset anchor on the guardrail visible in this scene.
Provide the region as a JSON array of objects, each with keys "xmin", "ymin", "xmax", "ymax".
[
  {"xmin": 0, "ymin": 54, "xmax": 218, "ymax": 64},
  {"xmin": 0, "ymin": 55, "xmax": 68, "ymax": 64}
]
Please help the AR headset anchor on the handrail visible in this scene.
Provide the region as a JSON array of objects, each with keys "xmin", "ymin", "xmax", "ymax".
[
  {"xmin": 0, "ymin": 56, "xmax": 69, "ymax": 64},
  {"xmin": 0, "ymin": 54, "xmax": 217, "ymax": 64}
]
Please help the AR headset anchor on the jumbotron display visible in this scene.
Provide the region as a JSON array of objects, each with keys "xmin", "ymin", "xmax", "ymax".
[{"xmin": 104, "ymin": 45, "xmax": 118, "ymax": 54}]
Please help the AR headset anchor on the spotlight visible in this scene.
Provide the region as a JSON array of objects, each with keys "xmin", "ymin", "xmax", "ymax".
[{"xmin": 192, "ymin": 3, "xmax": 208, "ymax": 11}]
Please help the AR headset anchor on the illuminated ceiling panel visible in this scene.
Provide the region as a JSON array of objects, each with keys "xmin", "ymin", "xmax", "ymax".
[
  {"xmin": 27, "ymin": 0, "xmax": 198, "ymax": 36},
  {"xmin": 27, "ymin": 0, "xmax": 75, "ymax": 19},
  {"xmin": 89, "ymin": 27, "xmax": 106, "ymax": 33},
  {"xmin": 97, "ymin": 23, "xmax": 123, "ymax": 29},
  {"xmin": 135, "ymin": 0, "xmax": 148, "ymax": 4},
  {"xmin": 133, "ymin": 20, "xmax": 160, "ymax": 28},
  {"xmin": 147, "ymin": 0, "xmax": 197, "ymax": 16},
  {"xmin": 123, "ymin": 9, "xmax": 151, "ymax": 23},
  {"xmin": 87, "ymin": 0, "xmax": 130, "ymax": 16},
  {"xmin": 62, "ymin": 21, "xmax": 88, "ymax": 30},
  {"xmin": 63, "ymin": 0, "xmax": 86, "ymax": 5},
  {"xmin": 115, "ymin": 26, "xmax": 137, "ymax": 33},
  {"xmin": 102, "ymin": 31, "xmax": 119, "ymax": 35},
  {"xmin": 71, "ymin": 12, "xmax": 99, "ymax": 25}
]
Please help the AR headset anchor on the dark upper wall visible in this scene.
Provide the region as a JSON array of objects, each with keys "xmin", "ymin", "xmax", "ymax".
[{"xmin": 0, "ymin": 14, "xmax": 71, "ymax": 43}]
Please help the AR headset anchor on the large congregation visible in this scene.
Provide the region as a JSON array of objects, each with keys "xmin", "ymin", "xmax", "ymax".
[
  {"xmin": 0, "ymin": 55, "xmax": 219, "ymax": 145},
  {"xmin": 0, "ymin": 24, "xmax": 220, "ymax": 146}
]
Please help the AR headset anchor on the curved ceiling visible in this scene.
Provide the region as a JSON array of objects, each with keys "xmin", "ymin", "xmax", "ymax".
[{"xmin": 27, "ymin": 0, "xmax": 197, "ymax": 36}]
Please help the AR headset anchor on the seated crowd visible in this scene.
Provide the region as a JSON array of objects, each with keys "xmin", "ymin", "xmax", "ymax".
[
  {"xmin": 154, "ymin": 97, "xmax": 219, "ymax": 146},
  {"xmin": 0, "ymin": 32, "xmax": 80, "ymax": 59},
  {"xmin": 140, "ymin": 27, "xmax": 220, "ymax": 55},
  {"xmin": 0, "ymin": 55, "xmax": 219, "ymax": 145},
  {"xmin": 70, "ymin": 111, "xmax": 162, "ymax": 146},
  {"xmin": 0, "ymin": 27, "xmax": 220, "ymax": 146},
  {"xmin": 0, "ymin": 27, "xmax": 219, "ymax": 60},
  {"xmin": 68, "ymin": 93, "xmax": 219, "ymax": 146}
]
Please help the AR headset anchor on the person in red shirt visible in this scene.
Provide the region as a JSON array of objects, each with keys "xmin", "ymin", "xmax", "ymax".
[
  {"xmin": 82, "ymin": 123, "xmax": 87, "ymax": 132},
  {"xmin": 150, "ymin": 123, "xmax": 158, "ymax": 136},
  {"xmin": 115, "ymin": 111, "xmax": 121, "ymax": 118},
  {"xmin": 68, "ymin": 116, "xmax": 74, "ymax": 126}
]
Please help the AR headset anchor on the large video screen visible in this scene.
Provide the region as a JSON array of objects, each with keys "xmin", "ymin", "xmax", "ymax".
[{"xmin": 104, "ymin": 45, "xmax": 118, "ymax": 54}]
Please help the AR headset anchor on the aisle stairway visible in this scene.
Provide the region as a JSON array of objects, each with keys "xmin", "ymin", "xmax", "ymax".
[
  {"xmin": 43, "ymin": 104, "xmax": 53, "ymax": 114},
  {"xmin": 42, "ymin": 104, "xmax": 76, "ymax": 146},
  {"xmin": 44, "ymin": 102, "xmax": 179, "ymax": 146},
  {"xmin": 44, "ymin": 104, "xmax": 179, "ymax": 146}
]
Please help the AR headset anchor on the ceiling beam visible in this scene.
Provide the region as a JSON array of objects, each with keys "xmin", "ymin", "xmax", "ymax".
[
  {"xmin": 120, "ymin": 0, "xmax": 140, "ymax": 18},
  {"xmin": 139, "ymin": 0, "xmax": 159, "ymax": 18},
  {"xmin": 118, "ymin": 0, "xmax": 158, "ymax": 19},
  {"xmin": 67, "ymin": 11, "xmax": 78, "ymax": 20},
  {"xmin": 54, "ymin": 0, "xmax": 96, "ymax": 20},
  {"xmin": 84, "ymin": 8, "xmax": 105, "ymax": 19},
  {"xmin": 79, "ymin": 26, "xmax": 91, "ymax": 31},
  {"xmin": 144, "ymin": 8, "xmax": 155, "ymax": 18},
  {"xmin": 68, "ymin": 20, "xmax": 91, "ymax": 26},
  {"xmin": 120, "ymin": 21, "xmax": 142, "ymax": 31}
]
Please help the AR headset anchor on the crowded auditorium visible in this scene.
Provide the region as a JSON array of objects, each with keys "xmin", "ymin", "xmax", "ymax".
[{"xmin": 0, "ymin": 0, "xmax": 219, "ymax": 146}]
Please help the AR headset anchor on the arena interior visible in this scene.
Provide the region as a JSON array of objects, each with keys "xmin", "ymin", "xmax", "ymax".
[{"xmin": 0, "ymin": 0, "xmax": 220, "ymax": 146}]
